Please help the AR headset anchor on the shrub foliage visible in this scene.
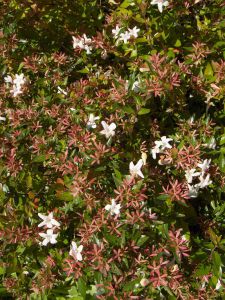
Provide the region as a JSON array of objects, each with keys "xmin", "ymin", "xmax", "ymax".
[{"xmin": 0, "ymin": 0, "xmax": 225, "ymax": 299}]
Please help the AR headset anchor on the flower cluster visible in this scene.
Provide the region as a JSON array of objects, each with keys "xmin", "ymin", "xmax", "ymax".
[
  {"xmin": 186, "ymin": 159, "xmax": 212, "ymax": 198},
  {"xmin": 4, "ymin": 73, "xmax": 26, "ymax": 97},
  {"xmin": 38, "ymin": 212, "xmax": 60, "ymax": 246},
  {"xmin": 151, "ymin": 136, "xmax": 173, "ymax": 160},
  {"xmin": 72, "ymin": 34, "xmax": 92, "ymax": 54},
  {"xmin": 151, "ymin": 0, "xmax": 169, "ymax": 13},
  {"xmin": 112, "ymin": 25, "xmax": 140, "ymax": 44},
  {"xmin": 38, "ymin": 213, "xmax": 83, "ymax": 261}
]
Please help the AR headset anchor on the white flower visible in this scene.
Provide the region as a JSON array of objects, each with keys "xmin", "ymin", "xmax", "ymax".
[
  {"xmin": 188, "ymin": 115, "xmax": 194, "ymax": 125},
  {"xmin": 84, "ymin": 44, "xmax": 92, "ymax": 55},
  {"xmin": 0, "ymin": 183, "xmax": 9, "ymax": 192},
  {"xmin": 129, "ymin": 159, "xmax": 144, "ymax": 178},
  {"xmin": 132, "ymin": 80, "xmax": 140, "ymax": 92},
  {"xmin": 57, "ymin": 87, "xmax": 67, "ymax": 95},
  {"xmin": 69, "ymin": 241, "xmax": 83, "ymax": 261},
  {"xmin": 100, "ymin": 121, "xmax": 116, "ymax": 139},
  {"xmin": 112, "ymin": 25, "xmax": 122, "ymax": 38},
  {"xmin": 203, "ymin": 138, "xmax": 216, "ymax": 150},
  {"xmin": 128, "ymin": 26, "xmax": 140, "ymax": 38},
  {"xmin": 14, "ymin": 74, "xmax": 26, "ymax": 86},
  {"xmin": 155, "ymin": 136, "xmax": 173, "ymax": 150},
  {"xmin": 119, "ymin": 31, "xmax": 131, "ymax": 44},
  {"xmin": 151, "ymin": 0, "xmax": 169, "ymax": 13},
  {"xmin": 4, "ymin": 75, "xmax": 13, "ymax": 83},
  {"xmin": 87, "ymin": 113, "xmax": 100, "ymax": 129},
  {"xmin": 39, "ymin": 229, "xmax": 58, "ymax": 246},
  {"xmin": 72, "ymin": 34, "xmax": 92, "ymax": 54},
  {"xmin": 215, "ymin": 279, "xmax": 222, "ymax": 290},
  {"xmin": 197, "ymin": 159, "xmax": 211, "ymax": 174},
  {"xmin": 82, "ymin": 34, "xmax": 92, "ymax": 44},
  {"xmin": 38, "ymin": 212, "xmax": 60, "ymax": 228},
  {"xmin": 105, "ymin": 198, "xmax": 121, "ymax": 216},
  {"xmin": 151, "ymin": 145, "xmax": 161, "ymax": 159},
  {"xmin": 198, "ymin": 174, "xmax": 212, "ymax": 189},
  {"xmin": 188, "ymin": 184, "xmax": 199, "ymax": 198},
  {"xmin": 185, "ymin": 168, "xmax": 201, "ymax": 184},
  {"xmin": 72, "ymin": 36, "xmax": 81, "ymax": 48},
  {"xmin": 5, "ymin": 73, "xmax": 26, "ymax": 97},
  {"xmin": 10, "ymin": 85, "xmax": 23, "ymax": 97},
  {"xmin": 0, "ymin": 116, "xmax": 6, "ymax": 121}
]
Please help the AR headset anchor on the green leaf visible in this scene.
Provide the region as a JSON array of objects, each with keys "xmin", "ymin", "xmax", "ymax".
[
  {"xmin": 26, "ymin": 174, "xmax": 32, "ymax": 189},
  {"xmin": 33, "ymin": 155, "xmax": 46, "ymax": 163},
  {"xmin": 204, "ymin": 63, "xmax": 214, "ymax": 77},
  {"xmin": 157, "ymin": 194, "xmax": 169, "ymax": 201},
  {"xmin": 174, "ymin": 39, "xmax": 181, "ymax": 47},
  {"xmin": 86, "ymin": 285, "xmax": 97, "ymax": 296},
  {"xmin": 123, "ymin": 279, "xmax": 140, "ymax": 292},
  {"xmin": 220, "ymin": 135, "xmax": 225, "ymax": 145},
  {"xmin": 68, "ymin": 287, "xmax": 83, "ymax": 300},
  {"xmin": 77, "ymin": 67, "xmax": 89, "ymax": 74},
  {"xmin": 138, "ymin": 108, "xmax": 150, "ymax": 115},
  {"xmin": 122, "ymin": 105, "xmax": 135, "ymax": 114},
  {"xmin": 218, "ymin": 153, "xmax": 225, "ymax": 173},
  {"xmin": 57, "ymin": 192, "xmax": 74, "ymax": 201},
  {"xmin": 137, "ymin": 235, "xmax": 149, "ymax": 246},
  {"xmin": 77, "ymin": 278, "xmax": 86, "ymax": 298},
  {"xmin": 212, "ymin": 251, "xmax": 222, "ymax": 276}
]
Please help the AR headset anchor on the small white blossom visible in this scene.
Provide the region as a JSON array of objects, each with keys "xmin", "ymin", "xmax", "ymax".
[
  {"xmin": 151, "ymin": 0, "xmax": 169, "ymax": 13},
  {"xmin": 0, "ymin": 116, "xmax": 6, "ymax": 121},
  {"xmin": 4, "ymin": 73, "xmax": 26, "ymax": 97},
  {"xmin": 197, "ymin": 159, "xmax": 211, "ymax": 174},
  {"xmin": 155, "ymin": 136, "xmax": 173, "ymax": 150},
  {"xmin": 14, "ymin": 74, "xmax": 26, "ymax": 86},
  {"xmin": 188, "ymin": 115, "xmax": 195, "ymax": 125},
  {"xmin": 72, "ymin": 36, "xmax": 82, "ymax": 48},
  {"xmin": 57, "ymin": 87, "xmax": 67, "ymax": 95},
  {"xmin": 203, "ymin": 137, "xmax": 216, "ymax": 150},
  {"xmin": 84, "ymin": 44, "xmax": 92, "ymax": 55},
  {"xmin": 4, "ymin": 75, "xmax": 13, "ymax": 83},
  {"xmin": 100, "ymin": 121, "xmax": 116, "ymax": 139},
  {"xmin": 119, "ymin": 31, "xmax": 131, "ymax": 44},
  {"xmin": 188, "ymin": 184, "xmax": 199, "ymax": 198},
  {"xmin": 0, "ymin": 183, "xmax": 9, "ymax": 193},
  {"xmin": 38, "ymin": 212, "xmax": 60, "ymax": 228},
  {"xmin": 39, "ymin": 229, "xmax": 58, "ymax": 246},
  {"xmin": 69, "ymin": 241, "xmax": 83, "ymax": 261},
  {"xmin": 112, "ymin": 25, "xmax": 122, "ymax": 38},
  {"xmin": 129, "ymin": 159, "xmax": 144, "ymax": 179},
  {"xmin": 151, "ymin": 145, "xmax": 161, "ymax": 159},
  {"xmin": 128, "ymin": 26, "xmax": 140, "ymax": 38},
  {"xmin": 105, "ymin": 199, "xmax": 121, "ymax": 216},
  {"xmin": 87, "ymin": 113, "xmax": 100, "ymax": 129},
  {"xmin": 132, "ymin": 80, "xmax": 140, "ymax": 92},
  {"xmin": 10, "ymin": 85, "xmax": 23, "ymax": 97},
  {"xmin": 215, "ymin": 279, "xmax": 222, "ymax": 290},
  {"xmin": 185, "ymin": 169, "xmax": 201, "ymax": 184},
  {"xmin": 198, "ymin": 174, "xmax": 212, "ymax": 189},
  {"xmin": 72, "ymin": 34, "xmax": 92, "ymax": 54}
]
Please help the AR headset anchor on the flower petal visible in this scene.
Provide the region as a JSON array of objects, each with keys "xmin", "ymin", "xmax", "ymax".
[{"xmin": 109, "ymin": 123, "xmax": 116, "ymax": 131}]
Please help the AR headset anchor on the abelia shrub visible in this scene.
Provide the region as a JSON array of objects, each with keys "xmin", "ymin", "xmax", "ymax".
[{"xmin": 0, "ymin": 0, "xmax": 225, "ymax": 299}]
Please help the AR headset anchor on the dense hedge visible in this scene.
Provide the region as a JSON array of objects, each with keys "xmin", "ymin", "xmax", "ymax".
[{"xmin": 0, "ymin": 0, "xmax": 225, "ymax": 299}]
